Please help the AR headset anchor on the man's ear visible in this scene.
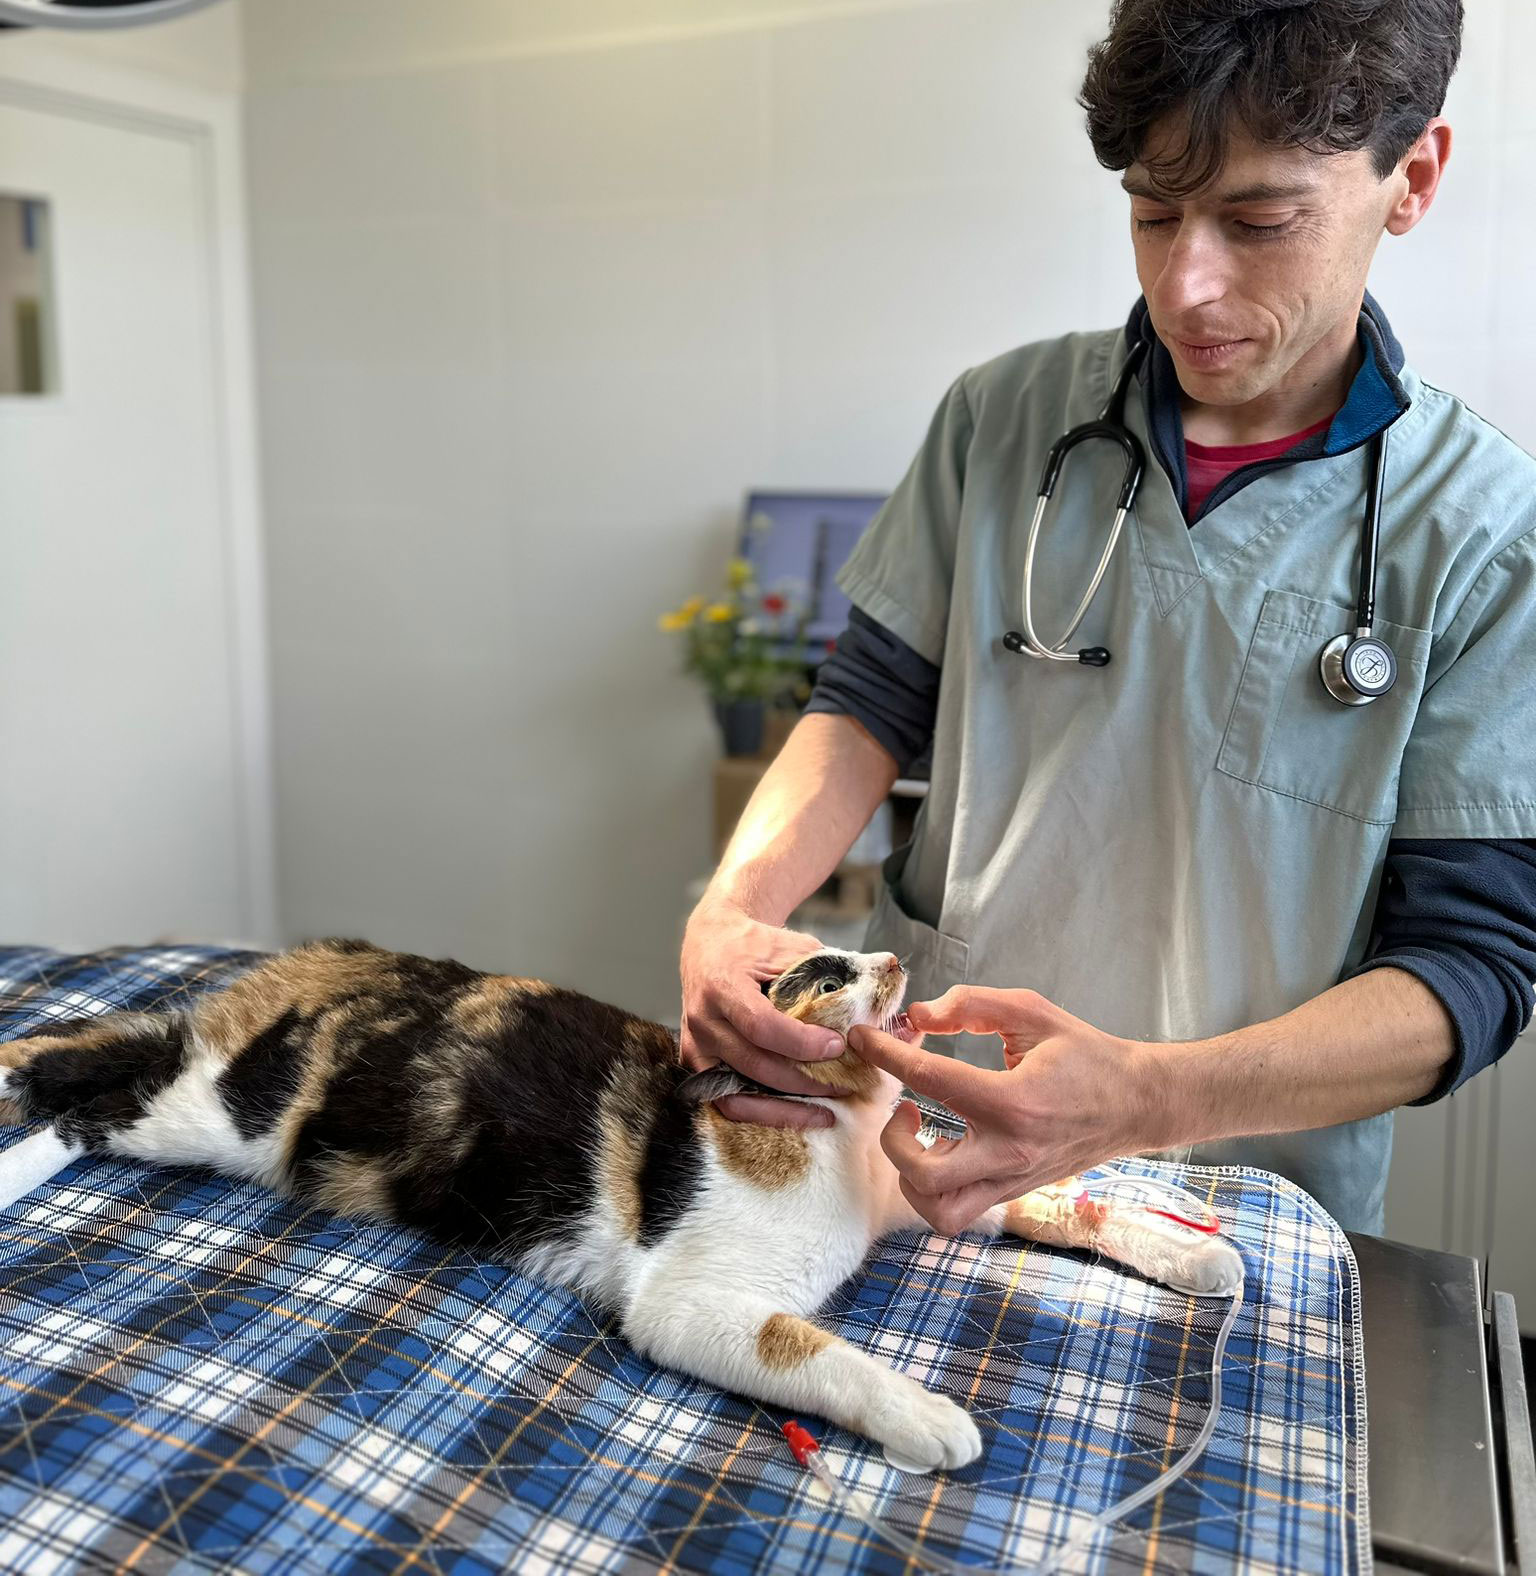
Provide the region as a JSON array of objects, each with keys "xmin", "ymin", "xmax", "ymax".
[{"xmin": 1385, "ymin": 116, "xmax": 1451, "ymax": 237}]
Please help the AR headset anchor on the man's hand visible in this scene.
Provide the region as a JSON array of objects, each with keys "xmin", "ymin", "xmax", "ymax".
[
  {"xmin": 679, "ymin": 894, "xmax": 849, "ymax": 1130},
  {"xmin": 847, "ymin": 985, "xmax": 1161, "ymax": 1233}
]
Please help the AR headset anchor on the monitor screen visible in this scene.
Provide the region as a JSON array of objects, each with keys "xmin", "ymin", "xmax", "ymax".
[{"xmin": 739, "ymin": 491, "xmax": 887, "ymax": 655}]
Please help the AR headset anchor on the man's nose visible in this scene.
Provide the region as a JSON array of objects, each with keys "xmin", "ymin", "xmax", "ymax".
[{"xmin": 1155, "ymin": 224, "xmax": 1228, "ymax": 317}]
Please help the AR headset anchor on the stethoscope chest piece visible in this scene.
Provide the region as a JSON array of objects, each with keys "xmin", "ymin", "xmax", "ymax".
[{"xmin": 1318, "ymin": 632, "xmax": 1397, "ymax": 706}]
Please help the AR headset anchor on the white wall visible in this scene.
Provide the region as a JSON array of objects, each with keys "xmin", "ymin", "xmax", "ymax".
[
  {"xmin": 240, "ymin": 0, "xmax": 1536, "ymax": 1051},
  {"xmin": 0, "ymin": 0, "xmax": 241, "ymax": 91},
  {"xmin": 1, "ymin": 2, "xmax": 275, "ymax": 950}
]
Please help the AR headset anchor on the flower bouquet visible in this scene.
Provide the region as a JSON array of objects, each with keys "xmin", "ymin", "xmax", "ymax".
[{"xmin": 660, "ymin": 558, "xmax": 811, "ymax": 756}]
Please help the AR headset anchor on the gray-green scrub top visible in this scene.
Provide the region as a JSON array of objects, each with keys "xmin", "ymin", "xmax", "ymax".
[{"xmin": 843, "ymin": 323, "xmax": 1536, "ymax": 1232}]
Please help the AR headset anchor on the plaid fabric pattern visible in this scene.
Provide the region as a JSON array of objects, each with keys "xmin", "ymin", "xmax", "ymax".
[{"xmin": 0, "ymin": 946, "xmax": 1369, "ymax": 1575}]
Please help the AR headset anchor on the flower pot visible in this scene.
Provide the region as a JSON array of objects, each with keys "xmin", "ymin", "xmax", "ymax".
[{"xmin": 713, "ymin": 698, "xmax": 766, "ymax": 758}]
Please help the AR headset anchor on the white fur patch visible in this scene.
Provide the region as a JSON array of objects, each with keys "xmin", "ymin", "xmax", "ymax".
[{"xmin": 105, "ymin": 1049, "xmax": 287, "ymax": 1188}]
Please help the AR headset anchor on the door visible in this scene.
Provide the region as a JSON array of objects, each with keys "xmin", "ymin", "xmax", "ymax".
[{"xmin": 0, "ymin": 86, "xmax": 258, "ymax": 946}]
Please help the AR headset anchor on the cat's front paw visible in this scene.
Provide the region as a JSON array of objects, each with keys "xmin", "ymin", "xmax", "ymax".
[
  {"xmin": 1166, "ymin": 1237, "xmax": 1244, "ymax": 1297},
  {"xmin": 867, "ymin": 1382, "xmax": 982, "ymax": 1473}
]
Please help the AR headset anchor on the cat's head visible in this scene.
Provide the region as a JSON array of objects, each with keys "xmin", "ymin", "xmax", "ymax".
[
  {"xmin": 679, "ymin": 948, "xmax": 912, "ymax": 1105},
  {"xmin": 763, "ymin": 947, "xmax": 908, "ymax": 1037}
]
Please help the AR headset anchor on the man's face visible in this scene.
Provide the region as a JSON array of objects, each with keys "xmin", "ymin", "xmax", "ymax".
[{"xmin": 1125, "ymin": 122, "xmax": 1402, "ymax": 408}]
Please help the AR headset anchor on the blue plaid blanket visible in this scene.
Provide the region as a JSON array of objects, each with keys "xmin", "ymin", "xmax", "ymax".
[{"xmin": 0, "ymin": 946, "xmax": 1369, "ymax": 1574}]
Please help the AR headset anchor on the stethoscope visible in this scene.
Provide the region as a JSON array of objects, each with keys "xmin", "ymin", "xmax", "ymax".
[{"xmin": 1002, "ymin": 340, "xmax": 1399, "ymax": 705}]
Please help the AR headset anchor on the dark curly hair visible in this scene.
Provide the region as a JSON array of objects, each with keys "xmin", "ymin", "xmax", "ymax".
[{"xmin": 1080, "ymin": 0, "xmax": 1464, "ymax": 197}]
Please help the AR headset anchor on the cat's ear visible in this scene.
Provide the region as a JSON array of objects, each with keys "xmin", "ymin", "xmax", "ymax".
[{"xmin": 676, "ymin": 1065, "xmax": 754, "ymax": 1104}]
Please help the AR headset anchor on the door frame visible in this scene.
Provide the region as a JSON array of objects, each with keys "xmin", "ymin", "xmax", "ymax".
[{"xmin": 0, "ymin": 39, "xmax": 276, "ymax": 943}]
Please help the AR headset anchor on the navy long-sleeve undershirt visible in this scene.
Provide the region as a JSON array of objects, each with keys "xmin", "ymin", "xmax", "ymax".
[{"xmin": 806, "ymin": 606, "xmax": 1536, "ymax": 1102}]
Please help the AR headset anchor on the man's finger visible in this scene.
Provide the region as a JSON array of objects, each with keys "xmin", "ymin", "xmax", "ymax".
[
  {"xmin": 711, "ymin": 1093, "xmax": 834, "ymax": 1130},
  {"xmin": 878, "ymin": 1111, "xmax": 1009, "ymax": 1193},
  {"xmin": 846, "ymin": 1023, "xmax": 995, "ymax": 1106},
  {"xmin": 690, "ymin": 1020, "xmax": 845, "ymax": 1098},
  {"xmin": 900, "ymin": 1174, "xmax": 1011, "ymax": 1236},
  {"xmin": 754, "ymin": 928, "xmax": 826, "ymax": 977},
  {"xmin": 719, "ymin": 987, "xmax": 845, "ymax": 1064},
  {"xmin": 908, "ymin": 985, "xmax": 1057, "ymax": 1039}
]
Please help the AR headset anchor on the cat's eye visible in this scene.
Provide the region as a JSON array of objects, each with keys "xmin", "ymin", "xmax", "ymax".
[{"xmin": 817, "ymin": 979, "xmax": 840, "ymax": 996}]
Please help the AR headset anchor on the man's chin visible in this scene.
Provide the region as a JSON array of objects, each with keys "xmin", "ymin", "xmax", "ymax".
[{"xmin": 1168, "ymin": 357, "xmax": 1271, "ymax": 407}]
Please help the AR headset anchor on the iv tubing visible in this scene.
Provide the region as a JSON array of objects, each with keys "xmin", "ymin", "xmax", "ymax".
[
  {"xmin": 783, "ymin": 1172, "xmax": 1247, "ymax": 1575},
  {"xmin": 788, "ymin": 1284, "xmax": 1241, "ymax": 1576}
]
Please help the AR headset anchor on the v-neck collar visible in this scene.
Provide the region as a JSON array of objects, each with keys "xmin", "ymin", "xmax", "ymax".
[
  {"xmin": 1124, "ymin": 293, "xmax": 1412, "ymax": 527},
  {"xmin": 1112, "ymin": 321, "xmax": 1426, "ymax": 615}
]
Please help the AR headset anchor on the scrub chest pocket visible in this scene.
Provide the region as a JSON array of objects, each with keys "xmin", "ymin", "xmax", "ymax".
[
  {"xmin": 868, "ymin": 851, "xmax": 970, "ymax": 1002},
  {"xmin": 1217, "ymin": 588, "xmax": 1432, "ymax": 824}
]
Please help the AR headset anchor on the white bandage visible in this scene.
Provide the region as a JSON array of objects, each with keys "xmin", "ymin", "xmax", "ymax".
[{"xmin": 0, "ymin": 1128, "xmax": 83, "ymax": 1211}]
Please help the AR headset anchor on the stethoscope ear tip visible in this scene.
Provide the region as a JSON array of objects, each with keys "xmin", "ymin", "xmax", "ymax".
[{"xmin": 1002, "ymin": 630, "xmax": 1029, "ymax": 655}]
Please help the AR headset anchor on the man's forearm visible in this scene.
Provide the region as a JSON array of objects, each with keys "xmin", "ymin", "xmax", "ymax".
[
  {"xmin": 707, "ymin": 713, "xmax": 898, "ymax": 925},
  {"xmin": 1145, "ymin": 966, "xmax": 1457, "ymax": 1148}
]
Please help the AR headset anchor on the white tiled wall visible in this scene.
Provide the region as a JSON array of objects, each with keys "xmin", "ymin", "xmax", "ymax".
[
  {"xmin": 242, "ymin": 0, "xmax": 1534, "ymax": 1294},
  {"xmin": 242, "ymin": 0, "xmax": 1136, "ymax": 1018}
]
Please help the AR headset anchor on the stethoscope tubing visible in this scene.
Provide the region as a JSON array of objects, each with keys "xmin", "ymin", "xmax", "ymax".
[
  {"xmin": 1006, "ymin": 337, "xmax": 1396, "ymax": 702},
  {"xmin": 1011, "ymin": 341, "xmax": 1147, "ymax": 664}
]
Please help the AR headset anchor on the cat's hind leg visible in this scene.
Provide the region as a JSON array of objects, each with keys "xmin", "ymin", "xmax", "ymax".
[
  {"xmin": 1, "ymin": 1011, "xmax": 285, "ymax": 1186},
  {"xmin": 621, "ymin": 1289, "xmax": 981, "ymax": 1472},
  {"xmin": 0, "ymin": 1013, "xmax": 189, "ymax": 1141},
  {"xmin": 0, "ymin": 1016, "xmax": 185, "ymax": 1210}
]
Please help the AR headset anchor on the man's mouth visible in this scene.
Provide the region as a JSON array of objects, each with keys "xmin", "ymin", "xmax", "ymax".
[{"xmin": 1170, "ymin": 336, "xmax": 1248, "ymax": 369}]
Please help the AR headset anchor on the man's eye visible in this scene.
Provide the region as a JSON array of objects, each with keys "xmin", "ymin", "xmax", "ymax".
[
  {"xmin": 1133, "ymin": 216, "xmax": 1176, "ymax": 233},
  {"xmin": 1235, "ymin": 218, "xmax": 1292, "ymax": 237},
  {"xmin": 818, "ymin": 979, "xmax": 841, "ymax": 996}
]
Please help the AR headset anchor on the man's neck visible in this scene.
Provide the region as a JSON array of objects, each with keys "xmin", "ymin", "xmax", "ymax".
[{"xmin": 1180, "ymin": 317, "xmax": 1362, "ymax": 448}]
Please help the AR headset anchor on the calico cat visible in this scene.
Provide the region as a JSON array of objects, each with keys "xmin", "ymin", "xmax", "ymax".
[{"xmin": 0, "ymin": 940, "xmax": 1239, "ymax": 1473}]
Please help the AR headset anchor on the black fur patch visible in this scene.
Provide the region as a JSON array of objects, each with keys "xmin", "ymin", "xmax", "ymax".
[
  {"xmin": 284, "ymin": 982, "xmax": 700, "ymax": 1262},
  {"xmin": 217, "ymin": 1008, "xmax": 306, "ymax": 1138},
  {"xmin": 12, "ymin": 1016, "xmax": 187, "ymax": 1143},
  {"xmin": 770, "ymin": 952, "xmax": 858, "ymax": 1007},
  {"xmin": 635, "ymin": 1089, "xmax": 705, "ymax": 1247}
]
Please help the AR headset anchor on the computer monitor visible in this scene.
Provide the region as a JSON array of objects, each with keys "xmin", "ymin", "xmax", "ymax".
[{"xmin": 737, "ymin": 490, "xmax": 887, "ymax": 658}]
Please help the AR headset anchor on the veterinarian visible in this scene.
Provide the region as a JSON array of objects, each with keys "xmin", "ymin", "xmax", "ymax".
[{"xmin": 678, "ymin": 0, "xmax": 1536, "ymax": 1235}]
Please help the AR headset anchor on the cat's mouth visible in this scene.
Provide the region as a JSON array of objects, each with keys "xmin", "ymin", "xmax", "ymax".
[
  {"xmin": 870, "ymin": 961, "xmax": 921, "ymax": 1043},
  {"xmin": 885, "ymin": 1010, "xmax": 922, "ymax": 1044}
]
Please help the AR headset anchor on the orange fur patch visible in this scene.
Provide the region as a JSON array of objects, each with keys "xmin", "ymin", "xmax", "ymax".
[
  {"xmin": 775, "ymin": 992, "xmax": 887, "ymax": 1098},
  {"xmin": 306, "ymin": 1152, "xmax": 395, "ymax": 1221},
  {"xmin": 704, "ymin": 1108, "xmax": 811, "ymax": 1189},
  {"xmin": 191, "ymin": 942, "xmax": 395, "ymax": 1060},
  {"xmin": 449, "ymin": 976, "xmax": 553, "ymax": 1039},
  {"xmin": 757, "ymin": 1313, "xmax": 834, "ymax": 1370},
  {"xmin": 788, "ymin": 1049, "xmax": 884, "ymax": 1097},
  {"xmin": 594, "ymin": 1063, "xmax": 651, "ymax": 1241}
]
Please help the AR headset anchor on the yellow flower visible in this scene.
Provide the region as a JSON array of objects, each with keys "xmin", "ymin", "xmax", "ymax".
[
  {"xmin": 726, "ymin": 558, "xmax": 753, "ymax": 590},
  {"xmin": 704, "ymin": 603, "xmax": 734, "ymax": 623},
  {"xmin": 680, "ymin": 595, "xmax": 705, "ymax": 618},
  {"xmin": 658, "ymin": 610, "xmax": 691, "ymax": 631}
]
